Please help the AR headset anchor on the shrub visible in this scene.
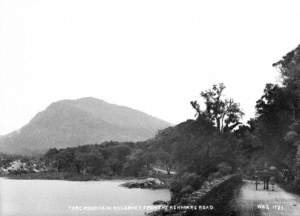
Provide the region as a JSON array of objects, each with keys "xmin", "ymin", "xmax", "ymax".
[{"xmin": 170, "ymin": 172, "xmax": 204, "ymax": 203}]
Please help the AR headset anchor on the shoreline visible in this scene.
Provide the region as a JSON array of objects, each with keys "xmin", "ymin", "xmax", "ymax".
[
  {"xmin": 2, "ymin": 172, "xmax": 171, "ymax": 189},
  {"xmin": 3, "ymin": 172, "xmax": 150, "ymax": 181}
]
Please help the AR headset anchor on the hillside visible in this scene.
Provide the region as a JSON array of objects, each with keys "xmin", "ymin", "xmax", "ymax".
[{"xmin": 0, "ymin": 97, "xmax": 170, "ymax": 155}]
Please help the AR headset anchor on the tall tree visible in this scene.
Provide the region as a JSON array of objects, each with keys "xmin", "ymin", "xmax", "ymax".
[
  {"xmin": 191, "ymin": 83, "xmax": 244, "ymax": 133},
  {"xmin": 273, "ymin": 44, "xmax": 300, "ymax": 87},
  {"xmin": 273, "ymin": 44, "xmax": 300, "ymax": 120}
]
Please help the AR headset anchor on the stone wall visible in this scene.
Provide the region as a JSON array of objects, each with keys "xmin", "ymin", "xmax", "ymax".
[
  {"xmin": 186, "ymin": 174, "xmax": 243, "ymax": 216},
  {"xmin": 148, "ymin": 174, "xmax": 242, "ymax": 216}
]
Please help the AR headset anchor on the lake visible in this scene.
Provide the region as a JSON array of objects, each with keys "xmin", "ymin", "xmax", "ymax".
[{"xmin": 0, "ymin": 178, "xmax": 170, "ymax": 216}]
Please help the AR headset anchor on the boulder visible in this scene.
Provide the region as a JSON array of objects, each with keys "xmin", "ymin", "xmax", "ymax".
[
  {"xmin": 121, "ymin": 178, "xmax": 165, "ymax": 189},
  {"xmin": 153, "ymin": 200, "xmax": 168, "ymax": 205}
]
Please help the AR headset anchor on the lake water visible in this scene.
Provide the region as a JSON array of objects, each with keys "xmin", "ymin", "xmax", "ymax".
[{"xmin": 0, "ymin": 178, "xmax": 170, "ymax": 216}]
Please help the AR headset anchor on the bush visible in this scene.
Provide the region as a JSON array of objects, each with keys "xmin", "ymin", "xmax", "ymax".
[
  {"xmin": 180, "ymin": 185, "xmax": 194, "ymax": 194},
  {"xmin": 170, "ymin": 172, "xmax": 204, "ymax": 203},
  {"xmin": 217, "ymin": 162, "xmax": 232, "ymax": 175}
]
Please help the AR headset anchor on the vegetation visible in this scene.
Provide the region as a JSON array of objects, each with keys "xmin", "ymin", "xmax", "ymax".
[
  {"xmin": 189, "ymin": 175, "xmax": 243, "ymax": 216},
  {"xmin": 43, "ymin": 142, "xmax": 143, "ymax": 177},
  {"xmin": 146, "ymin": 43, "xmax": 300, "ymax": 204},
  {"xmin": 191, "ymin": 83, "xmax": 244, "ymax": 133},
  {"xmin": 3, "ymin": 43, "xmax": 300, "ymax": 214}
]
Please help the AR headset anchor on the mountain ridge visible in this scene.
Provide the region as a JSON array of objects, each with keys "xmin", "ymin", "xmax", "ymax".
[{"xmin": 0, "ymin": 97, "xmax": 170, "ymax": 155}]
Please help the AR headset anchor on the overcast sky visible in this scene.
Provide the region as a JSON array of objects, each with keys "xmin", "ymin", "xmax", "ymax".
[{"xmin": 1, "ymin": 0, "xmax": 300, "ymax": 135}]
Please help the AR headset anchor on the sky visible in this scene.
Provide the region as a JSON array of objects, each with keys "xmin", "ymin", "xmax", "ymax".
[{"xmin": 1, "ymin": 0, "xmax": 300, "ymax": 135}]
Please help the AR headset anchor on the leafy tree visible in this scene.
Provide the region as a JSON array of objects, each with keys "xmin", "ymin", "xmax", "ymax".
[
  {"xmin": 256, "ymin": 84, "xmax": 297, "ymax": 123},
  {"xmin": 45, "ymin": 148, "xmax": 59, "ymax": 157},
  {"xmin": 252, "ymin": 84, "xmax": 295, "ymax": 164},
  {"xmin": 109, "ymin": 144, "xmax": 131, "ymax": 161},
  {"xmin": 191, "ymin": 83, "xmax": 244, "ymax": 133},
  {"xmin": 44, "ymin": 148, "xmax": 59, "ymax": 165},
  {"xmin": 273, "ymin": 44, "xmax": 300, "ymax": 87},
  {"xmin": 41, "ymin": 142, "xmax": 136, "ymax": 176},
  {"xmin": 141, "ymin": 152, "xmax": 157, "ymax": 169},
  {"xmin": 74, "ymin": 151, "xmax": 105, "ymax": 175},
  {"xmin": 122, "ymin": 149, "xmax": 147, "ymax": 176},
  {"xmin": 157, "ymin": 150, "xmax": 173, "ymax": 175},
  {"xmin": 273, "ymin": 45, "xmax": 300, "ymax": 120},
  {"xmin": 244, "ymin": 45, "xmax": 300, "ymax": 182},
  {"xmin": 56, "ymin": 149, "xmax": 76, "ymax": 172}
]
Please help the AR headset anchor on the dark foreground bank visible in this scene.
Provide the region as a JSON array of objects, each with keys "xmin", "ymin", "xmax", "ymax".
[{"xmin": 148, "ymin": 174, "xmax": 243, "ymax": 216}]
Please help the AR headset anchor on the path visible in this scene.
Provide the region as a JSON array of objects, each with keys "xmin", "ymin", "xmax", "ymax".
[
  {"xmin": 235, "ymin": 180, "xmax": 300, "ymax": 216},
  {"xmin": 152, "ymin": 167, "xmax": 177, "ymax": 175}
]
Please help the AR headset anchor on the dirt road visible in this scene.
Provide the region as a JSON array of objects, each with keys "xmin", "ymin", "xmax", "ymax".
[{"xmin": 235, "ymin": 180, "xmax": 300, "ymax": 216}]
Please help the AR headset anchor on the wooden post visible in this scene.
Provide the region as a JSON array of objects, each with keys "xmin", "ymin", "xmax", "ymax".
[
  {"xmin": 255, "ymin": 179, "xmax": 258, "ymax": 190},
  {"xmin": 255, "ymin": 175, "xmax": 258, "ymax": 190}
]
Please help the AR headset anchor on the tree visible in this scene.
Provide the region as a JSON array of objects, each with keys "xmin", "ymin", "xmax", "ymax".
[
  {"xmin": 141, "ymin": 152, "xmax": 157, "ymax": 169},
  {"xmin": 109, "ymin": 144, "xmax": 131, "ymax": 161},
  {"xmin": 74, "ymin": 151, "xmax": 105, "ymax": 175},
  {"xmin": 44, "ymin": 148, "xmax": 59, "ymax": 167},
  {"xmin": 273, "ymin": 45, "xmax": 300, "ymax": 120},
  {"xmin": 256, "ymin": 84, "xmax": 297, "ymax": 123},
  {"xmin": 191, "ymin": 83, "xmax": 244, "ymax": 133},
  {"xmin": 247, "ymin": 46, "xmax": 300, "ymax": 177},
  {"xmin": 273, "ymin": 44, "xmax": 300, "ymax": 87},
  {"xmin": 45, "ymin": 148, "xmax": 59, "ymax": 157},
  {"xmin": 157, "ymin": 150, "xmax": 173, "ymax": 175}
]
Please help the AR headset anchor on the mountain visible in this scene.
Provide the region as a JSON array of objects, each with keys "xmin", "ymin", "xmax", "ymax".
[{"xmin": 0, "ymin": 97, "xmax": 170, "ymax": 155}]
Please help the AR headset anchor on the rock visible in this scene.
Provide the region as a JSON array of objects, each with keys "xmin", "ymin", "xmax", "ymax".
[
  {"xmin": 147, "ymin": 178, "xmax": 164, "ymax": 185},
  {"xmin": 121, "ymin": 178, "xmax": 166, "ymax": 189},
  {"xmin": 153, "ymin": 200, "xmax": 168, "ymax": 205}
]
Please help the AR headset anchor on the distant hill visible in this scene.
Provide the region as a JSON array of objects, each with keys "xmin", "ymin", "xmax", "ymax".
[{"xmin": 0, "ymin": 97, "xmax": 170, "ymax": 155}]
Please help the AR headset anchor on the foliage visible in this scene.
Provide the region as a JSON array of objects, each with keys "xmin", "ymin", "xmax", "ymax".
[
  {"xmin": 191, "ymin": 83, "xmax": 244, "ymax": 133},
  {"xmin": 170, "ymin": 172, "xmax": 204, "ymax": 203},
  {"xmin": 8, "ymin": 44, "xmax": 300, "ymax": 198},
  {"xmin": 273, "ymin": 44, "xmax": 300, "ymax": 87},
  {"xmin": 156, "ymin": 150, "xmax": 173, "ymax": 175},
  {"xmin": 247, "ymin": 44, "xmax": 300, "ymax": 190},
  {"xmin": 43, "ymin": 142, "xmax": 143, "ymax": 177}
]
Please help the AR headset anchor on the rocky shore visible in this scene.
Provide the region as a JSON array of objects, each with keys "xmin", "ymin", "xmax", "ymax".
[{"xmin": 121, "ymin": 178, "xmax": 167, "ymax": 189}]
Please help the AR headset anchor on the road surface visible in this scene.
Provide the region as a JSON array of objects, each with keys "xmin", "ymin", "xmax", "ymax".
[
  {"xmin": 235, "ymin": 180, "xmax": 300, "ymax": 216},
  {"xmin": 152, "ymin": 167, "xmax": 177, "ymax": 175}
]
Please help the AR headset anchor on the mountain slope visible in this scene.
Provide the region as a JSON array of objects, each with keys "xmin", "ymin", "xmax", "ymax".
[{"xmin": 0, "ymin": 97, "xmax": 170, "ymax": 155}]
